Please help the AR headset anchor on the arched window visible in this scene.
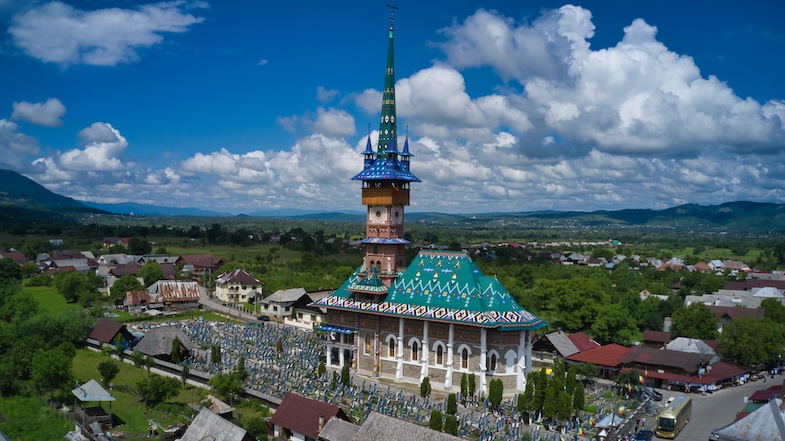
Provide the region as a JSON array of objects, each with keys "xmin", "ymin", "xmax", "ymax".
[
  {"xmin": 487, "ymin": 352, "xmax": 498, "ymax": 373},
  {"xmin": 388, "ymin": 337, "xmax": 396, "ymax": 358},
  {"xmin": 364, "ymin": 334, "xmax": 371, "ymax": 355},
  {"xmin": 436, "ymin": 345, "xmax": 444, "ymax": 365},
  {"xmin": 461, "ymin": 348, "xmax": 469, "ymax": 370},
  {"xmin": 411, "ymin": 341, "xmax": 420, "ymax": 362}
]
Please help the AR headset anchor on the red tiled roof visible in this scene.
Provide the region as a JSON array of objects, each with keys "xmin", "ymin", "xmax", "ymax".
[
  {"xmin": 642, "ymin": 330, "xmax": 672, "ymax": 344},
  {"xmin": 0, "ymin": 250, "xmax": 27, "ymax": 263},
  {"xmin": 622, "ymin": 361, "xmax": 749, "ymax": 385},
  {"xmin": 749, "ymin": 385, "xmax": 782, "ymax": 403},
  {"xmin": 725, "ymin": 279, "xmax": 785, "ymax": 291},
  {"xmin": 707, "ymin": 305, "xmax": 765, "ymax": 321},
  {"xmin": 568, "ymin": 332, "xmax": 601, "ymax": 352},
  {"xmin": 270, "ymin": 392, "xmax": 349, "ymax": 440},
  {"xmin": 216, "ymin": 269, "xmax": 261, "ymax": 286},
  {"xmin": 566, "ymin": 344, "xmax": 630, "ymax": 368},
  {"xmin": 622, "ymin": 347, "xmax": 703, "ymax": 374}
]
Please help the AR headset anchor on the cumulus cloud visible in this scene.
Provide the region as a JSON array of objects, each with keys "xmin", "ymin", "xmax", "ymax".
[
  {"xmin": 9, "ymin": 1, "xmax": 205, "ymax": 66},
  {"xmin": 11, "ymin": 98, "xmax": 66, "ymax": 127},
  {"xmin": 317, "ymin": 86, "xmax": 339, "ymax": 103},
  {"xmin": 0, "ymin": 119, "xmax": 40, "ymax": 168},
  {"xmin": 57, "ymin": 122, "xmax": 128, "ymax": 171}
]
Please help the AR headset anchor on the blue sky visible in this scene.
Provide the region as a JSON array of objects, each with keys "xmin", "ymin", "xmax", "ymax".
[{"xmin": 1, "ymin": 0, "xmax": 784, "ymax": 215}]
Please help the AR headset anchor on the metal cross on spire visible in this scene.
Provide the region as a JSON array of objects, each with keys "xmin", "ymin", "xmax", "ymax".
[{"xmin": 386, "ymin": 2, "xmax": 398, "ymax": 29}]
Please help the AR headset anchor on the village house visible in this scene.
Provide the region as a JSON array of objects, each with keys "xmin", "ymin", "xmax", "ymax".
[
  {"xmin": 123, "ymin": 280, "xmax": 201, "ymax": 313},
  {"xmin": 214, "ymin": 269, "xmax": 262, "ymax": 303},
  {"xmin": 270, "ymin": 392, "xmax": 351, "ymax": 441}
]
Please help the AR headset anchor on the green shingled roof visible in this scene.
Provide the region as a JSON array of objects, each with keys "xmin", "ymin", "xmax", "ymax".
[{"xmin": 314, "ymin": 250, "xmax": 546, "ymax": 330}]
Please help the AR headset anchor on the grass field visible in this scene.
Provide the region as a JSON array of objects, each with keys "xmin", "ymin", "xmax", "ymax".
[{"xmin": 25, "ymin": 285, "xmax": 80, "ymax": 315}]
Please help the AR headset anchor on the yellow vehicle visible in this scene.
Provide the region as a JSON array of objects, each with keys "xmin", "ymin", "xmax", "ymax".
[{"xmin": 655, "ymin": 395, "xmax": 692, "ymax": 438}]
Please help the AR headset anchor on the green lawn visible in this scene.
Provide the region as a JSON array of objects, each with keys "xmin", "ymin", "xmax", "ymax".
[
  {"xmin": 24, "ymin": 285, "xmax": 79, "ymax": 315},
  {"xmin": 0, "ymin": 396, "xmax": 73, "ymax": 441},
  {"xmin": 73, "ymin": 349, "xmax": 208, "ymax": 439}
]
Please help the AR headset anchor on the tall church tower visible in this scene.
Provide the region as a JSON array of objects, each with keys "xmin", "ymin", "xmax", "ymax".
[{"xmin": 351, "ymin": 5, "xmax": 419, "ymax": 287}]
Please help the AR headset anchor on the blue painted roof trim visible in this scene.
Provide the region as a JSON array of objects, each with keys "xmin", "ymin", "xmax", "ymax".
[{"xmin": 361, "ymin": 237, "xmax": 410, "ymax": 244}]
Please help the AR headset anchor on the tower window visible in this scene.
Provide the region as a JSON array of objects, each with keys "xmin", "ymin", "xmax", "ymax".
[
  {"xmin": 411, "ymin": 341, "xmax": 420, "ymax": 362},
  {"xmin": 388, "ymin": 338, "xmax": 396, "ymax": 358},
  {"xmin": 461, "ymin": 348, "xmax": 469, "ymax": 370},
  {"xmin": 436, "ymin": 345, "xmax": 444, "ymax": 365}
]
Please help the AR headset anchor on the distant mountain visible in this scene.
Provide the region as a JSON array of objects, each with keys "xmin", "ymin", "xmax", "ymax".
[
  {"xmin": 80, "ymin": 201, "xmax": 232, "ymax": 217},
  {"xmin": 0, "ymin": 169, "xmax": 103, "ymax": 214}
]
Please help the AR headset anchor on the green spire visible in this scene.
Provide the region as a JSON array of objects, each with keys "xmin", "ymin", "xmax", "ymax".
[{"xmin": 377, "ymin": 4, "xmax": 398, "ymax": 156}]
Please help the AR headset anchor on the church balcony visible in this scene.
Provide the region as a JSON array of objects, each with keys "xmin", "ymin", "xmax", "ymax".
[{"xmin": 362, "ymin": 187, "xmax": 410, "ymax": 206}]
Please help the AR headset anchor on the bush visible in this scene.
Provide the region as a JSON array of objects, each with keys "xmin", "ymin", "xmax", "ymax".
[
  {"xmin": 447, "ymin": 393, "xmax": 457, "ymax": 415},
  {"xmin": 429, "ymin": 409, "xmax": 443, "ymax": 431},
  {"xmin": 444, "ymin": 414, "xmax": 458, "ymax": 435},
  {"xmin": 420, "ymin": 376, "xmax": 431, "ymax": 398}
]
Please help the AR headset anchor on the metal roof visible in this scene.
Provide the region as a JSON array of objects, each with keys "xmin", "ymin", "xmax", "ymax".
[{"xmin": 72, "ymin": 379, "xmax": 115, "ymax": 402}]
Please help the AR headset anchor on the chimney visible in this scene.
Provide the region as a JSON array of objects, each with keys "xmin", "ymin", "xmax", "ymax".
[
  {"xmin": 318, "ymin": 414, "xmax": 325, "ymax": 433},
  {"xmin": 557, "ymin": 327, "xmax": 562, "ymax": 334}
]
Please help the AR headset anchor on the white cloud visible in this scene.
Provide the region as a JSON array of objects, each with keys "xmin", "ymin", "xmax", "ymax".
[
  {"xmin": 9, "ymin": 1, "xmax": 205, "ymax": 66},
  {"xmin": 312, "ymin": 107, "xmax": 355, "ymax": 137},
  {"xmin": 317, "ymin": 86, "xmax": 339, "ymax": 103},
  {"xmin": 57, "ymin": 122, "xmax": 128, "ymax": 171},
  {"xmin": 0, "ymin": 118, "xmax": 40, "ymax": 168},
  {"xmin": 11, "ymin": 98, "xmax": 66, "ymax": 127}
]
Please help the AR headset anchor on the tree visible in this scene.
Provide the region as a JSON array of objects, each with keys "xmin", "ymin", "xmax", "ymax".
[
  {"xmin": 446, "ymin": 393, "xmax": 457, "ymax": 415},
  {"xmin": 171, "ymin": 337, "xmax": 183, "ymax": 363},
  {"xmin": 110, "ymin": 275, "xmax": 144, "ymax": 304},
  {"xmin": 542, "ymin": 382, "xmax": 557, "ymax": 421},
  {"xmin": 671, "ymin": 303, "xmax": 718, "ymax": 340},
  {"xmin": 429, "ymin": 410, "xmax": 443, "ymax": 431},
  {"xmin": 718, "ymin": 317, "xmax": 785, "ymax": 366},
  {"xmin": 180, "ymin": 365, "xmax": 190, "ymax": 387},
  {"xmin": 556, "ymin": 391, "xmax": 572, "ymax": 422},
  {"xmin": 565, "ymin": 364, "xmax": 577, "ymax": 395},
  {"xmin": 131, "ymin": 350, "xmax": 145, "ymax": 368},
  {"xmin": 340, "ymin": 365, "xmax": 351, "ymax": 386},
  {"xmin": 488, "ymin": 378, "xmax": 503, "ymax": 411},
  {"xmin": 113, "ymin": 335, "xmax": 126, "ymax": 359},
  {"xmin": 209, "ymin": 372, "xmax": 244, "ymax": 404},
  {"xmin": 31, "ymin": 344, "xmax": 74, "ymax": 398},
  {"xmin": 137, "ymin": 374, "xmax": 181, "ymax": 408},
  {"xmin": 128, "ymin": 237, "xmax": 152, "ymax": 255},
  {"xmin": 420, "ymin": 376, "xmax": 431, "ymax": 398},
  {"xmin": 52, "ymin": 272, "xmax": 88, "ymax": 303},
  {"xmin": 444, "ymin": 414, "xmax": 458, "ymax": 435},
  {"xmin": 0, "ymin": 258, "xmax": 22, "ymax": 282},
  {"xmin": 235, "ymin": 355, "xmax": 249, "ymax": 382},
  {"xmin": 144, "ymin": 355, "xmax": 155, "ymax": 375},
  {"xmin": 139, "ymin": 261, "xmax": 164, "ymax": 287},
  {"xmin": 468, "ymin": 373, "xmax": 476, "ymax": 399},
  {"xmin": 591, "ymin": 303, "xmax": 638, "ymax": 345},
  {"xmin": 97, "ymin": 360, "xmax": 119, "ymax": 386},
  {"xmin": 211, "ymin": 344, "xmax": 221, "ymax": 364},
  {"xmin": 460, "ymin": 372, "xmax": 468, "ymax": 402},
  {"xmin": 572, "ymin": 381, "xmax": 585, "ymax": 415},
  {"xmin": 317, "ymin": 361, "xmax": 326, "ymax": 376},
  {"xmin": 761, "ymin": 298, "xmax": 785, "ymax": 325}
]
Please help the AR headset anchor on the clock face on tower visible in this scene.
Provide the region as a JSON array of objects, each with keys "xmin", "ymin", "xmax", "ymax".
[
  {"xmin": 391, "ymin": 206, "xmax": 403, "ymax": 224},
  {"xmin": 369, "ymin": 206, "xmax": 388, "ymax": 224}
]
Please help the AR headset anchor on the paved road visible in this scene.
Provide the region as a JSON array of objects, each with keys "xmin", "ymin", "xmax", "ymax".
[{"xmin": 656, "ymin": 376, "xmax": 777, "ymax": 440}]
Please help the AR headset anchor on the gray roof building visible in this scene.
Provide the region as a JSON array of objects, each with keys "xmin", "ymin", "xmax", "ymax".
[
  {"xmin": 180, "ymin": 408, "xmax": 255, "ymax": 441},
  {"xmin": 134, "ymin": 325, "xmax": 199, "ymax": 358},
  {"xmin": 713, "ymin": 397, "xmax": 785, "ymax": 441}
]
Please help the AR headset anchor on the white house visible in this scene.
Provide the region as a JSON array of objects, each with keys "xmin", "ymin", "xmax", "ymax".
[{"xmin": 214, "ymin": 269, "xmax": 262, "ymax": 303}]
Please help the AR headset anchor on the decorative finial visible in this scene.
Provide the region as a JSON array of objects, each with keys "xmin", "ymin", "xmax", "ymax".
[{"xmin": 386, "ymin": 2, "xmax": 398, "ymax": 29}]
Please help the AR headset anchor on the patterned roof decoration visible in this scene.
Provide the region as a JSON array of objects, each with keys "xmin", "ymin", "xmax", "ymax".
[
  {"xmin": 360, "ymin": 237, "xmax": 410, "ymax": 244},
  {"xmin": 315, "ymin": 250, "xmax": 545, "ymax": 330},
  {"xmin": 346, "ymin": 266, "xmax": 388, "ymax": 295},
  {"xmin": 352, "ymin": 156, "xmax": 420, "ymax": 182}
]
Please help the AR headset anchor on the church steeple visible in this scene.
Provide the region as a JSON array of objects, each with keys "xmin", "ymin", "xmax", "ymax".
[{"xmin": 350, "ymin": 3, "xmax": 418, "ymax": 287}]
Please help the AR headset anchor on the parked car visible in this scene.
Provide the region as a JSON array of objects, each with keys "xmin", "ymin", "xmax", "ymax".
[
  {"xmin": 644, "ymin": 387, "xmax": 663, "ymax": 401},
  {"xmin": 709, "ymin": 431, "xmax": 720, "ymax": 441},
  {"xmin": 257, "ymin": 315, "xmax": 270, "ymax": 322},
  {"xmin": 635, "ymin": 429, "xmax": 653, "ymax": 441}
]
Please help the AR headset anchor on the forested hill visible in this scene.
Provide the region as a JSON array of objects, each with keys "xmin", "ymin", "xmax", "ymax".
[{"xmin": 0, "ymin": 169, "xmax": 102, "ymax": 214}]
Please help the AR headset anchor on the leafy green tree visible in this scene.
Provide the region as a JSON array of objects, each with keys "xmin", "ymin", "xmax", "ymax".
[
  {"xmin": 460, "ymin": 372, "xmax": 468, "ymax": 400},
  {"xmin": 317, "ymin": 361, "xmax": 326, "ymax": 376},
  {"xmin": 235, "ymin": 355, "xmax": 249, "ymax": 381},
  {"xmin": 529, "ymin": 277, "xmax": 610, "ymax": 332},
  {"xmin": 209, "ymin": 372, "xmax": 244, "ymax": 404},
  {"xmin": 128, "ymin": 237, "xmax": 152, "ymax": 255},
  {"xmin": 53, "ymin": 272, "xmax": 89, "ymax": 303},
  {"xmin": 340, "ymin": 364, "xmax": 351, "ymax": 386},
  {"xmin": 572, "ymin": 381, "xmax": 585, "ymax": 415},
  {"xmin": 533, "ymin": 369, "xmax": 548, "ymax": 416},
  {"xmin": 761, "ymin": 298, "xmax": 785, "ymax": 325},
  {"xmin": 446, "ymin": 393, "xmax": 457, "ymax": 415},
  {"xmin": 137, "ymin": 374, "xmax": 181, "ymax": 408},
  {"xmin": 244, "ymin": 416, "xmax": 268, "ymax": 439},
  {"xmin": 211, "ymin": 344, "xmax": 221, "ymax": 364},
  {"xmin": 556, "ymin": 391, "xmax": 572, "ymax": 422},
  {"xmin": 444, "ymin": 414, "xmax": 458, "ymax": 435},
  {"xmin": 488, "ymin": 378, "xmax": 503, "ymax": 411},
  {"xmin": 671, "ymin": 303, "xmax": 717, "ymax": 339},
  {"xmin": 428, "ymin": 410, "xmax": 443, "ymax": 431},
  {"xmin": 591, "ymin": 303, "xmax": 638, "ymax": 344},
  {"xmin": 468, "ymin": 373, "xmax": 476, "ymax": 399},
  {"xmin": 180, "ymin": 365, "xmax": 190, "ymax": 386},
  {"xmin": 132, "ymin": 350, "xmax": 145, "ymax": 368},
  {"xmin": 171, "ymin": 337, "xmax": 183, "ymax": 363},
  {"xmin": 20, "ymin": 262, "xmax": 38, "ymax": 279},
  {"xmin": 110, "ymin": 274, "xmax": 144, "ymax": 304},
  {"xmin": 31, "ymin": 344, "xmax": 74, "ymax": 398},
  {"xmin": 637, "ymin": 297, "xmax": 665, "ymax": 331},
  {"xmin": 420, "ymin": 376, "xmax": 431, "ymax": 397},
  {"xmin": 542, "ymin": 382, "xmax": 556, "ymax": 421},
  {"xmin": 97, "ymin": 360, "xmax": 119, "ymax": 386},
  {"xmin": 719, "ymin": 317, "xmax": 785, "ymax": 366},
  {"xmin": 0, "ymin": 258, "xmax": 22, "ymax": 282},
  {"xmin": 139, "ymin": 261, "xmax": 164, "ymax": 287},
  {"xmin": 565, "ymin": 364, "xmax": 577, "ymax": 395}
]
